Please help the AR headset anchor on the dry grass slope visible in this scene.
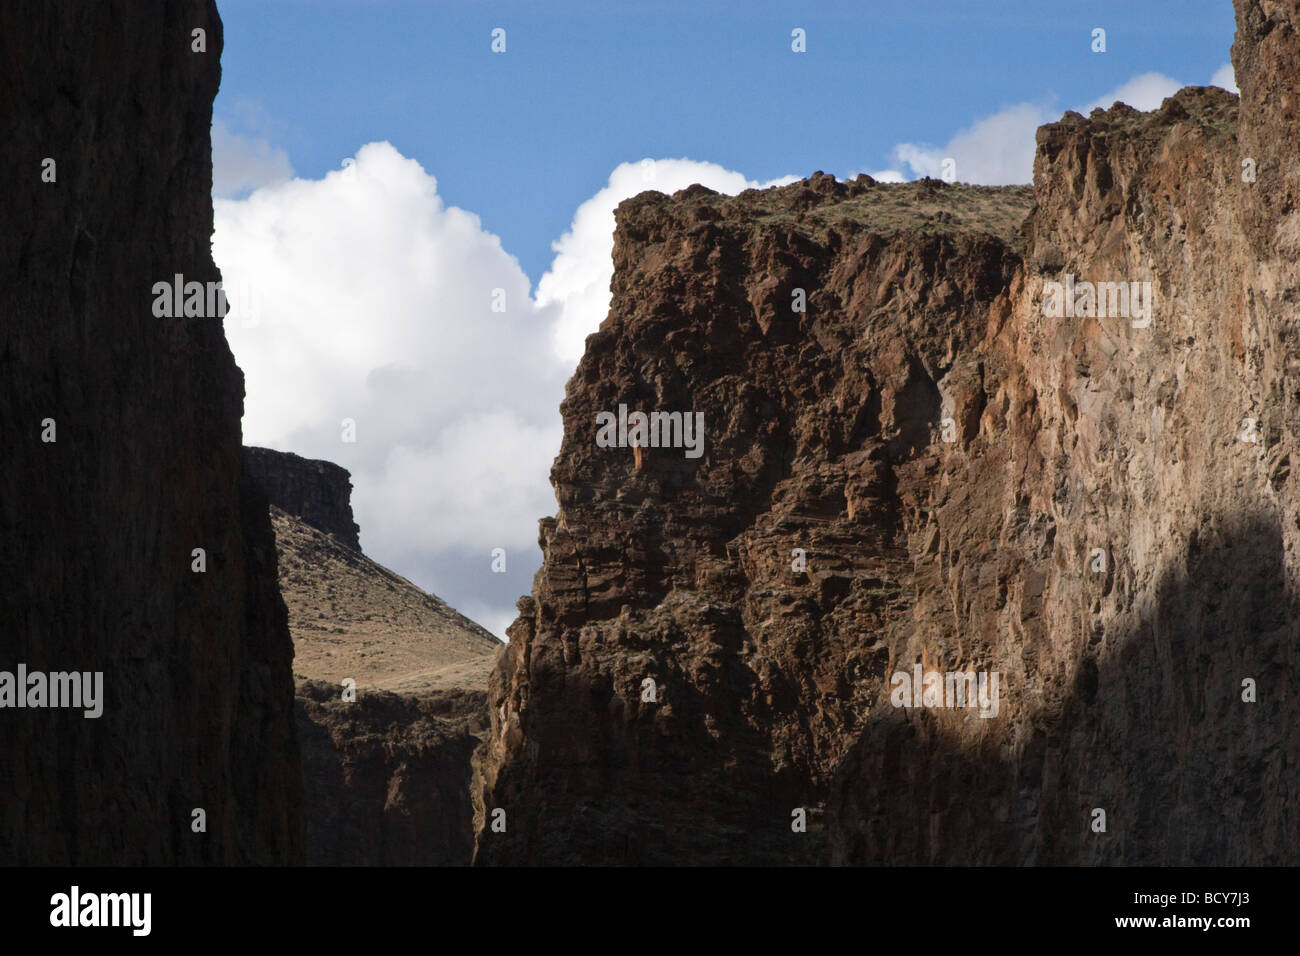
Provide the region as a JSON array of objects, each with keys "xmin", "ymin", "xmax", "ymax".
[{"xmin": 270, "ymin": 506, "xmax": 502, "ymax": 694}]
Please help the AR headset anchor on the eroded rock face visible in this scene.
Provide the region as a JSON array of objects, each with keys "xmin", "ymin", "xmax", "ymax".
[
  {"xmin": 246, "ymin": 447, "xmax": 362, "ymax": 551},
  {"xmin": 477, "ymin": 179, "xmax": 1030, "ymax": 865},
  {"xmin": 0, "ymin": 2, "xmax": 303, "ymax": 863},
  {"xmin": 254, "ymin": 458, "xmax": 499, "ymax": 866},
  {"xmin": 477, "ymin": 1, "xmax": 1300, "ymax": 865},
  {"xmin": 296, "ymin": 679, "xmax": 486, "ymax": 866}
]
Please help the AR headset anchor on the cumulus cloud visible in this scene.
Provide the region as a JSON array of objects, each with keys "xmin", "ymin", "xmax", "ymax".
[
  {"xmin": 866, "ymin": 169, "xmax": 907, "ymax": 184},
  {"xmin": 1211, "ymin": 62, "xmax": 1239, "ymax": 93},
  {"xmin": 362, "ymin": 411, "xmax": 562, "ymax": 563},
  {"xmin": 211, "ymin": 119, "xmax": 293, "ymax": 198},
  {"xmin": 860, "ymin": 71, "xmax": 1203, "ymax": 187},
  {"xmin": 883, "ymin": 102, "xmax": 1050, "ymax": 185},
  {"xmin": 214, "ymin": 145, "xmax": 798, "ymax": 637},
  {"xmin": 538, "ymin": 159, "xmax": 798, "ymax": 363},
  {"xmin": 1079, "ymin": 71, "xmax": 1182, "ymax": 113},
  {"xmin": 215, "ymin": 142, "xmax": 567, "ymax": 637}
]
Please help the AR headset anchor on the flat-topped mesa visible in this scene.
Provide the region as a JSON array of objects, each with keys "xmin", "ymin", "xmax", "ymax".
[{"xmin": 245, "ymin": 446, "xmax": 362, "ymax": 551}]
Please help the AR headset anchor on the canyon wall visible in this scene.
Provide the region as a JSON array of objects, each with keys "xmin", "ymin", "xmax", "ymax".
[
  {"xmin": 0, "ymin": 1, "xmax": 303, "ymax": 864},
  {"xmin": 297, "ymin": 679, "xmax": 487, "ymax": 865},
  {"xmin": 248, "ymin": 448, "xmax": 499, "ymax": 865},
  {"xmin": 477, "ymin": 0, "xmax": 1299, "ymax": 865}
]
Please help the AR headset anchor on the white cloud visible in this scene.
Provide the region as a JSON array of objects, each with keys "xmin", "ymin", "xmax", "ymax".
[
  {"xmin": 215, "ymin": 142, "xmax": 567, "ymax": 638},
  {"xmin": 1211, "ymin": 62, "xmax": 1239, "ymax": 93},
  {"xmin": 460, "ymin": 604, "xmax": 520, "ymax": 644},
  {"xmin": 211, "ymin": 119, "xmax": 293, "ymax": 198},
  {"xmin": 215, "ymin": 144, "xmax": 796, "ymax": 637},
  {"xmin": 866, "ymin": 169, "xmax": 907, "ymax": 184},
  {"xmin": 1079, "ymin": 71, "xmax": 1181, "ymax": 114},
  {"xmin": 884, "ymin": 102, "xmax": 1050, "ymax": 185},
  {"xmin": 538, "ymin": 159, "xmax": 798, "ymax": 363},
  {"xmin": 863, "ymin": 71, "xmax": 1198, "ymax": 187},
  {"xmin": 359, "ymin": 411, "xmax": 561, "ymax": 562}
]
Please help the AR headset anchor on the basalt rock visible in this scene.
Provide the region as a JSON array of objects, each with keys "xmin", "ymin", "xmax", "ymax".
[
  {"xmin": 246, "ymin": 446, "xmax": 362, "ymax": 552},
  {"xmin": 296, "ymin": 678, "xmax": 488, "ymax": 866},
  {"xmin": 476, "ymin": 1, "xmax": 1300, "ymax": 865},
  {"xmin": 0, "ymin": 1, "xmax": 303, "ymax": 863},
  {"xmin": 257, "ymin": 461, "xmax": 500, "ymax": 866}
]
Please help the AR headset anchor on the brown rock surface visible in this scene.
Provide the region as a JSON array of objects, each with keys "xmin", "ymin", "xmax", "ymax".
[
  {"xmin": 0, "ymin": 1, "xmax": 302, "ymax": 864},
  {"xmin": 247, "ymin": 446, "xmax": 362, "ymax": 551},
  {"xmin": 477, "ymin": 2, "xmax": 1300, "ymax": 865},
  {"xmin": 296, "ymin": 678, "xmax": 488, "ymax": 865},
  {"xmin": 253, "ymin": 457, "xmax": 501, "ymax": 865}
]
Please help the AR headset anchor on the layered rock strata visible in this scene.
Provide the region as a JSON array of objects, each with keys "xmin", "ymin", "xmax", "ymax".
[{"xmin": 477, "ymin": 0, "xmax": 1299, "ymax": 865}]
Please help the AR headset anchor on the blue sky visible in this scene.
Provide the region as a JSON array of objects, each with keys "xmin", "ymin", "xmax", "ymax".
[
  {"xmin": 215, "ymin": 0, "xmax": 1235, "ymax": 282},
  {"xmin": 211, "ymin": 1, "xmax": 1238, "ymax": 637}
]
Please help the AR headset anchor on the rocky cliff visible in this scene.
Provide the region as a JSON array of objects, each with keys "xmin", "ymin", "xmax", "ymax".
[
  {"xmin": 246, "ymin": 446, "xmax": 362, "ymax": 551},
  {"xmin": 296, "ymin": 679, "xmax": 488, "ymax": 865},
  {"xmin": 476, "ymin": 0, "xmax": 1300, "ymax": 865},
  {"xmin": 0, "ymin": 1, "xmax": 303, "ymax": 863}
]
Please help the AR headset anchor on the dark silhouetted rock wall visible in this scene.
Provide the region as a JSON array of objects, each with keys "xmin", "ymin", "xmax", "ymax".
[
  {"xmin": 0, "ymin": 0, "xmax": 303, "ymax": 864},
  {"xmin": 296, "ymin": 679, "xmax": 486, "ymax": 866}
]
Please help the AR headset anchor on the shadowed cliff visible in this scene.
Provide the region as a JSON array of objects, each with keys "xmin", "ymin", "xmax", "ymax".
[
  {"xmin": 0, "ymin": 1, "xmax": 303, "ymax": 863},
  {"xmin": 246, "ymin": 446, "xmax": 500, "ymax": 865}
]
